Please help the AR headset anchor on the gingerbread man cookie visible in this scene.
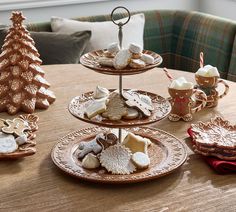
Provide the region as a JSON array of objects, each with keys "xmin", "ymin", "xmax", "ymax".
[
  {"xmin": 102, "ymin": 91, "xmax": 128, "ymax": 121},
  {"xmin": 2, "ymin": 118, "xmax": 30, "ymax": 137},
  {"xmin": 77, "ymin": 134, "xmax": 103, "ymax": 159},
  {"xmin": 122, "ymin": 91, "xmax": 153, "ymax": 117}
]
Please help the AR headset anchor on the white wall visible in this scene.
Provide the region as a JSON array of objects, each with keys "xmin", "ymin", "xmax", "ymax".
[
  {"xmin": 0, "ymin": 0, "xmax": 197, "ymax": 25},
  {"xmin": 199, "ymin": 0, "xmax": 236, "ymax": 21}
]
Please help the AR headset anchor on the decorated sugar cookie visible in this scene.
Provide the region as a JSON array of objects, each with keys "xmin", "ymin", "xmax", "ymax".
[
  {"xmin": 2, "ymin": 118, "xmax": 29, "ymax": 137},
  {"xmin": 131, "ymin": 152, "xmax": 150, "ymax": 169},
  {"xmin": 113, "ymin": 49, "xmax": 132, "ymax": 69},
  {"xmin": 129, "ymin": 59, "xmax": 146, "ymax": 69},
  {"xmin": 100, "ymin": 144, "xmax": 136, "ymax": 175},
  {"xmin": 78, "ymin": 135, "xmax": 103, "ymax": 159},
  {"xmin": 85, "ymin": 99, "xmax": 107, "ymax": 119},
  {"xmin": 122, "ymin": 91, "xmax": 153, "ymax": 117},
  {"xmin": 122, "ymin": 132, "xmax": 148, "ymax": 154},
  {"xmin": 98, "ymin": 57, "xmax": 114, "ymax": 67},
  {"xmin": 102, "ymin": 91, "xmax": 128, "ymax": 121}
]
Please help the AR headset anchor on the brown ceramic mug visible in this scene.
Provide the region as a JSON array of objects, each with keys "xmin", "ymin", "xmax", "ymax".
[
  {"xmin": 168, "ymin": 87, "xmax": 207, "ymax": 122},
  {"xmin": 195, "ymin": 75, "xmax": 229, "ymax": 108}
]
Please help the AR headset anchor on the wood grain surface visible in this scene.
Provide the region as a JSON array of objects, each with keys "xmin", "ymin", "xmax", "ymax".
[{"xmin": 0, "ymin": 64, "xmax": 236, "ymax": 212}]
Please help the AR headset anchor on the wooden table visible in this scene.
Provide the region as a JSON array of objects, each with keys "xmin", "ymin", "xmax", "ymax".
[{"xmin": 0, "ymin": 64, "xmax": 236, "ymax": 212}]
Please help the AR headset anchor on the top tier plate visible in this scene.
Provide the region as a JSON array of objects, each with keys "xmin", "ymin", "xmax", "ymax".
[{"xmin": 80, "ymin": 49, "xmax": 163, "ymax": 75}]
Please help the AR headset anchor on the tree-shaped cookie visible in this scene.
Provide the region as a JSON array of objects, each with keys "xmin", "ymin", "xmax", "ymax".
[{"xmin": 0, "ymin": 11, "xmax": 56, "ymax": 115}]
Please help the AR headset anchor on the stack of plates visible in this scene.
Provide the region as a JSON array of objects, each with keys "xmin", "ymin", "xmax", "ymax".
[{"xmin": 191, "ymin": 117, "xmax": 236, "ymax": 160}]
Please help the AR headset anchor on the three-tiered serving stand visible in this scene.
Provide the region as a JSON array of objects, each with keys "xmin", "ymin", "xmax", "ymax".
[{"xmin": 51, "ymin": 7, "xmax": 187, "ymax": 184}]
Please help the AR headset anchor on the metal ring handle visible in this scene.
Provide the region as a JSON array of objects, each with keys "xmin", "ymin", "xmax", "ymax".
[{"xmin": 111, "ymin": 6, "xmax": 131, "ymax": 26}]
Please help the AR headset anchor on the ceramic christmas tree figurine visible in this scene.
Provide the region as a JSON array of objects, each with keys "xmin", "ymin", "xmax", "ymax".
[{"xmin": 0, "ymin": 11, "xmax": 56, "ymax": 115}]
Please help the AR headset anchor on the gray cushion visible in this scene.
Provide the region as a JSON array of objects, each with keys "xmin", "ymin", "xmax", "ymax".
[{"xmin": 0, "ymin": 29, "xmax": 91, "ymax": 65}]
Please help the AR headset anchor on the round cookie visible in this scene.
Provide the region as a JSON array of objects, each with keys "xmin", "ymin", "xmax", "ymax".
[
  {"xmin": 129, "ymin": 43, "xmax": 142, "ymax": 54},
  {"xmin": 107, "ymin": 42, "xmax": 120, "ymax": 54},
  {"xmin": 123, "ymin": 108, "xmax": 139, "ymax": 119},
  {"xmin": 103, "ymin": 51, "xmax": 115, "ymax": 58},
  {"xmin": 141, "ymin": 53, "xmax": 155, "ymax": 64},
  {"xmin": 98, "ymin": 57, "xmax": 114, "ymax": 67},
  {"xmin": 129, "ymin": 59, "xmax": 146, "ymax": 69},
  {"xmin": 113, "ymin": 49, "xmax": 132, "ymax": 69},
  {"xmin": 132, "ymin": 53, "xmax": 142, "ymax": 59},
  {"xmin": 131, "ymin": 152, "xmax": 150, "ymax": 169}
]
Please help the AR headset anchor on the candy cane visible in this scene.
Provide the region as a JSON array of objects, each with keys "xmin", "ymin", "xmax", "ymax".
[
  {"xmin": 163, "ymin": 67, "xmax": 173, "ymax": 81},
  {"xmin": 200, "ymin": 52, "xmax": 204, "ymax": 68},
  {"xmin": 192, "ymin": 89, "xmax": 207, "ymax": 114}
]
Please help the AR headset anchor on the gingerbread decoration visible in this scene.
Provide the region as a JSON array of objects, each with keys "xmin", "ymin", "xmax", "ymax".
[
  {"xmin": 122, "ymin": 91, "xmax": 153, "ymax": 117},
  {"xmin": 102, "ymin": 91, "xmax": 128, "ymax": 121},
  {"xmin": 168, "ymin": 88, "xmax": 207, "ymax": 122},
  {"xmin": 2, "ymin": 118, "xmax": 30, "ymax": 137},
  {"xmin": 195, "ymin": 52, "xmax": 229, "ymax": 108},
  {"xmin": 0, "ymin": 11, "xmax": 56, "ymax": 115}
]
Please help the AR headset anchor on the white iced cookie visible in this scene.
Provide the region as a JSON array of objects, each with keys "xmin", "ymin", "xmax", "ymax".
[
  {"xmin": 93, "ymin": 86, "xmax": 109, "ymax": 99},
  {"xmin": 123, "ymin": 108, "xmax": 139, "ymax": 119},
  {"xmin": 113, "ymin": 49, "xmax": 132, "ymax": 69},
  {"xmin": 129, "ymin": 43, "xmax": 142, "ymax": 54},
  {"xmin": 85, "ymin": 100, "xmax": 106, "ymax": 119},
  {"xmin": 135, "ymin": 135, "xmax": 152, "ymax": 146},
  {"xmin": 129, "ymin": 59, "xmax": 146, "ymax": 69},
  {"xmin": 132, "ymin": 152, "xmax": 150, "ymax": 169},
  {"xmin": 169, "ymin": 77, "xmax": 194, "ymax": 90},
  {"xmin": 122, "ymin": 132, "xmax": 148, "ymax": 154},
  {"xmin": 139, "ymin": 94, "xmax": 153, "ymax": 109},
  {"xmin": 81, "ymin": 153, "xmax": 100, "ymax": 169},
  {"xmin": 141, "ymin": 54, "xmax": 154, "ymax": 64},
  {"xmin": 107, "ymin": 42, "xmax": 120, "ymax": 54},
  {"xmin": 0, "ymin": 132, "xmax": 18, "ymax": 153},
  {"xmin": 15, "ymin": 134, "xmax": 27, "ymax": 145},
  {"xmin": 196, "ymin": 65, "xmax": 220, "ymax": 77},
  {"xmin": 98, "ymin": 57, "xmax": 114, "ymax": 67}
]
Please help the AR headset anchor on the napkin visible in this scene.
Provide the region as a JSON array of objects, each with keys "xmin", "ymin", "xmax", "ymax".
[{"xmin": 187, "ymin": 128, "xmax": 236, "ymax": 174}]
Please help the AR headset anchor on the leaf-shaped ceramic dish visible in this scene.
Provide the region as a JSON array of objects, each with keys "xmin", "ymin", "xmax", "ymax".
[
  {"xmin": 191, "ymin": 117, "xmax": 236, "ymax": 149},
  {"xmin": 0, "ymin": 114, "xmax": 39, "ymax": 159}
]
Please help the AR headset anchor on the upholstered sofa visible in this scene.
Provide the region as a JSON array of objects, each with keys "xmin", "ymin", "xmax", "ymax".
[{"xmin": 27, "ymin": 10, "xmax": 236, "ymax": 81}]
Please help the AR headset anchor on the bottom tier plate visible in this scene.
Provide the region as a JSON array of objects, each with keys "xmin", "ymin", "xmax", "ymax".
[{"xmin": 51, "ymin": 126, "xmax": 187, "ymax": 184}]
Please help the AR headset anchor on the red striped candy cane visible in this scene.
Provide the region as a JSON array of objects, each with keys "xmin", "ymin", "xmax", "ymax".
[
  {"xmin": 163, "ymin": 67, "xmax": 173, "ymax": 81},
  {"xmin": 191, "ymin": 89, "xmax": 207, "ymax": 114},
  {"xmin": 200, "ymin": 52, "xmax": 204, "ymax": 68}
]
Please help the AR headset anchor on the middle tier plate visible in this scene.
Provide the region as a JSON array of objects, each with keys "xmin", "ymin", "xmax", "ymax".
[{"xmin": 68, "ymin": 90, "xmax": 171, "ymax": 128}]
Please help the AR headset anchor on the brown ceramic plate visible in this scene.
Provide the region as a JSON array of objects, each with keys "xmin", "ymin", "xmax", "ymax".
[
  {"xmin": 68, "ymin": 90, "xmax": 171, "ymax": 128},
  {"xmin": 80, "ymin": 49, "xmax": 163, "ymax": 75},
  {"xmin": 51, "ymin": 126, "xmax": 187, "ymax": 184}
]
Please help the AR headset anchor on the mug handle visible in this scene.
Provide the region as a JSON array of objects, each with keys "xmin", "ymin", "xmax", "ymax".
[
  {"xmin": 191, "ymin": 89, "xmax": 207, "ymax": 114},
  {"xmin": 218, "ymin": 79, "xmax": 229, "ymax": 99}
]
